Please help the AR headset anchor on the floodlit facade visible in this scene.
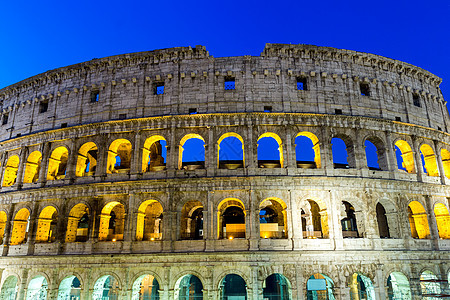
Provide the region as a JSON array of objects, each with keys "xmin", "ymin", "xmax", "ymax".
[{"xmin": 0, "ymin": 43, "xmax": 448, "ymax": 299}]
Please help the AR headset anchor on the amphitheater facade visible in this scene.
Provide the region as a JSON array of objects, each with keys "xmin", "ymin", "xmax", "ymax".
[{"xmin": 0, "ymin": 43, "xmax": 448, "ymax": 299}]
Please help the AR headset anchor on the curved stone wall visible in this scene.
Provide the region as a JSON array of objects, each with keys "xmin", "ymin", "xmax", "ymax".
[{"xmin": 0, "ymin": 44, "xmax": 448, "ymax": 299}]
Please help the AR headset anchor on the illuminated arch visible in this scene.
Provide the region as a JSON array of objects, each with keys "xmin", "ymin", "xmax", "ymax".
[
  {"xmin": 295, "ymin": 131, "xmax": 321, "ymax": 168},
  {"xmin": 420, "ymin": 144, "xmax": 439, "ymax": 176},
  {"xmin": 394, "ymin": 140, "xmax": 415, "ymax": 173},
  {"xmin": 2, "ymin": 155, "xmax": 19, "ymax": 187},
  {"xmin": 217, "ymin": 132, "xmax": 245, "ymax": 169},
  {"xmin": 302, "ymin": 199, "xmax": 329, "ymax": 239},
  {"xmin": 178, "ymin": 133, "xmax": 206, "ymax": 170},
  {"xmin": 349, "ymin": 273, "xmax": 375, "ymax": 300},
  {"xmin": 0, "ymin": 275, "xmax": 18, "ymax": 300},
  {"xmin": 408, "ymin": 201, "xmax": 430, "ymax": 239},
  {"xmin": 76, "ymin": 142, "xmax": 98, "ymax": 177},
  {"xmin": 26, "ymin": 276, "xmax": 48, "ymax": 300},
  {"xmin": 257, "ymin": 132, "xmax": 284, "ymax": 168},
  {"xmin": 10, "ymin": 208, "xmax": 30, "ymax": 245},
  {"xmin": 218, "ymin": 198, "xmax": 246, "ymax": 239},
  {"xmin": 434, "ymin": 203, "xmax": 450, "ymax": 239},
  {"xmin": 259, "ymin": 198, "xmax": 287, "ymax": 239},
  {"xmin": 420, "ymin": 270, "xmax": 441, "ymax": 299},
  {"xmin": 174, "ymin": 274, "xmax": 203, "ymax": 300},
  {"xmin": 131, "ymin": 274, "xmax": 160, "ymax": 300},
  {"xmin": 47, "ymin": 146, "xmax": 69, "ymax": 180},
  {"xmin": 142, "ymin": 135, "xmax": 167, "ymax": 172},
  {"xmin": 57, "ymin": 276, "xmax": 81, "ymax": 300},
  {"xmin": 23, "ymin": 151, "xmax": 42, "ymax": 183},
  {"xmin": 365, "ymin": 136, "xmax": 388, "ymax": 171},
  {"xmin": 0, "ymin": 211, "xmax": 6, "ymax": 244},
  {"xmin": 441, "ymin": 149, "xmax": 450, "ymax": 179},
  {"xmin": 341, "ymin": 201, "xmax": 360, "ymax": 238},
  {"xmin": 35, "ymin": 206, "xmax": 57, "ymax": 243},
  {"xmin": 107, "ymin": 139, "xmax": 132, "ymax": 174},
  {"xmin": 92, "ymin": 275, "xmax": 120, "ymax": 300},
  {"xmin": 387, "ymin": 272, "xmax": 411, "ymax": 299},
  {"xmin": 306, "ymin": 273, "xmax": 335, "ymax": 300},
  {"xmin": 98, "ymin": 202, "xmax": 125, "ymax": 241},
  {"xmin": 219, "ymin": 274, "xmax": 247, "ymax": 299},
  {"xmin": 136, "ymin": 200, "xmax": 163, "ymax": 241},
  {"xmin": 263, "ymin": 273, "xmax": 291, "ymax": 300},
  {"xmin": 180, "ymin": 200, "xmax": 204, "ymax": 240},
  {"xmin": 65, "ymin": 203, "xmax": 90, "ymax": 243}
]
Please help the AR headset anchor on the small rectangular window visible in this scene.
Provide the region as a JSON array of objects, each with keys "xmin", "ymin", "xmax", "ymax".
[
  {"xmin": 297, "ymin": 77, "xmax": 308, "ymax": 90},
  {"xmin": 360, "ymin": 83, "xmax": 370, "ymax": 96},
  {"xmin": 2, "ymin": 114, "xmax": 8, "ymax": 125},
  {"xmin": 16, "ymin": 133, "xmax": 21, "ymax": 137},
  {"xmin": 395, "ymin": 116, "xmax": 402, "ymax": 122},
  {"xmin": 335, "ymin": 109, "xmax": 343, "ymax": 115},
  {"xmin": 90, "ymin": 91, "xmax": 99, "ymax": 102},
  {"xmin": 189, "ymin": 108, "xmax": 197, "ymax": 114},
  {"xmin": 413, "ymin": 94, "xmax": 421, "ymax": 107},
  {"xmin": 154, "ymin": 83, "xmax": 164, "ymax": 95},
  {"xmin": 264, "ymin": 106, "xmax": 272, "ymax": 113},
  {"xmin": 224, "ymin": 77, "xmax": 235, "ymax": 90},
  {"xmin": 119, "ymin": 113, "xmax": 127, "ymax": 119},
  {"xmin": 438, "ymin": 126, "xmax": 442, "ymax": 131},
  {"xmin": 39, "ymin": 101, "xmax": 48, "ymax": 113},
  {"xmin": 61, "ymin": 123, "xmax": 68, "ymax": 128}
]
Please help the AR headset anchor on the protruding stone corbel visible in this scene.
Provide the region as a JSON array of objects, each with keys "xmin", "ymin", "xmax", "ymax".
[
  {"xmin": 83, "ymin": 86, "xmax": 88, "ymax": 91},
  {"xmin": 73, "ymin": 88, "xmax": 79, "ymax": 93},
  {"xmin": 215, "ymin": 71, "xmax": 220, "ymax": 76},
  {"xmin": 167, "ymin": 74, "xmax": 173, "ymax": 79},
  {"xmin": 132, "ymin": 78, "xmax": 137, "ymax": 83},
  {"xmin": 276, "ymin": 70, "xmax": 281, "ymax": 76},
  {"xmin": 145, "ymin": 76, "xmax": 151, "ymax": 82},
  {"xmin": 180, "ymin": 72, "xmax": 185, "ymax": 79},
  {"xmin": 264, "ymin": 69, "xmax": 269, "ymax": 76},
  {"xmin": 156, "ymin": 75, "xmax": 161, "ymax": 81},
  {"xmin": 287, "ymin": 69, "xmax": 293, "ymax": 76},
  {"xmin": 203, "ymin": 71, "xmax": 208, "ymax": 77},
  {"xmin": 121, "ymin": 79, "xmax": 127, "ymax": 85},
  {"xmin": 227, "ymin": 70, "xmax": 233, "ymax": 76},
  {"xmin": 191, "ymin": 72, "xmax": 196, "ymax": 78},
  {"xmin": 57, "ymin": 91, "xmax": 62, "ymax": 97},
  {"xmin": 310, "ymin": 71, "xmax": 316, "ymax": 77},
  {"xmin": 112, "ymin": 80, "xmax": 117, "ymax": 86},
  {"xmin": 321, "ymin": 72, "xmax": 327, "ymax": 78}
]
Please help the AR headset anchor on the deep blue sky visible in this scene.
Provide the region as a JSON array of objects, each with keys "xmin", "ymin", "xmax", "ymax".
[{"xmin": 0, "ymin": 0, "xmax": 449, "ymax": 105}]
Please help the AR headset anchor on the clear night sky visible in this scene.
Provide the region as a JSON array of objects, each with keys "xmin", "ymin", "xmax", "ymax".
[{"xmin": 1, "ymin": 0, "xmax": 449, "ymax": 106}]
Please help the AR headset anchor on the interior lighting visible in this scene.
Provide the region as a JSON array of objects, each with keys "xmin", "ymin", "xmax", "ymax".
[
  {"xmin": 229, "ymin": 236, "xmax": 233, "ymax": 240},
  {"xmin": 150, "ymin": 237, "xmax": 155, "ymax": 241},
  {"xmin": 112, "ymin": 238, "xmax": 116, "ymax": 242}
]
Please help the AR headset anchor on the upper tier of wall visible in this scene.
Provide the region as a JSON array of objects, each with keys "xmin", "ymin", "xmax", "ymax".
[{"xmin": 0, "ymin": 44, "xmax": 447, "ymax": 141}]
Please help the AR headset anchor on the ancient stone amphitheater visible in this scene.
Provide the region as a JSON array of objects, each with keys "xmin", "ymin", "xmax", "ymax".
[{"xmin": 0, "ymin": 43, "xmax": 448, "ymax": 300}]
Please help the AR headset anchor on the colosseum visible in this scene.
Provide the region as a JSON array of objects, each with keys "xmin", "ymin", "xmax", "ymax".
[{"xmin": 0, "ymin": 43, "xmax": 448, "ymax": 299}]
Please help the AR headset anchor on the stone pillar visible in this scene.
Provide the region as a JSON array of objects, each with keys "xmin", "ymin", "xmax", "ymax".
[
  {"xmin": 17, "ymin": 268, "xmax": 28, "ymax": 300},
  {"xmin": 329, "ymin": 191, "xmax": 343, "ymax": 249},
  {"xmin": 94, "ymin": 134, "xmax": 108, "ymax": 177},
  {"xmin": 206, "ymin": 126, "xmax": 215, "ymax": 176},
  {"xmin": 250, "ymin": 265, "xmax": 261, "ymax": 300},
  {"xmin": 434, "ymin": 140, "xmax": 447, "ymax": 184},
  {"xmin": 285, "ymin": 126, "xmax": 296, "ymax": 169},
  {"xmin": 26, "ymin": 202, "xmax": 40, "ymax": 255},
  {"xmin": 206, "ymin": 192, "xmax": 215, "ymax": 251},
  {"xmin": 166, "ymin": 127, "xmax": 177, "ymax": 171},
  {"xmin": 289, "ymin": 190, "xmax": 302, "ymax": 250},
  {"xmin": 352, "ymin": 129, "xmax": 364, "ymax": 170},
  {"xmin": 296, "ymin": 266, "xmax": 305, "ymax": 300},
  {"xmin": 130, "ymin": 131, "xmax": 141, "ymax": 174},
  {"xmin": 246, "ymin": 125, "xmax": 256, "ymax": 169},
  {"xmin": 15, "ymin": 147, "xmax": 27, "ymax": 188},
  {"xmin": 248, "ymin": 190, "xmax": 259, "ymax": 250},
  {"xmin": 424, "ymin": 195, "xmax": 439, "ymax": 249},
  {"xmin": 38, "ymin": 142, "xmax": 51, "ymax": 185},
  {"xmin": 375, "ymin": 267, "xmax": 385, "ymax": 300},
  {"xmin": 2, "ymin": 204, "xmax": 15, "ymax": 256},
  {"xmin": 412, "ymin": 136, "xmax": 424, "ymax": 182},
  {"xmin": 321, "ymin": 128, "xmax": 333, "ymax": 173},
  {"xmin": 65, "ymin": 139, "xmax": 77, "ymax": 181}
]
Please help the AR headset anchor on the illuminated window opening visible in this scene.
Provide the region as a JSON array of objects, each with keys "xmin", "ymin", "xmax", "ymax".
[
  {"xmin": 35, "ymin": 206, "xmax": 58, "ymax": 243},
  {"xmin": 175, "ymin": 275, "xmax": 203, "ymax": 300},
  {"xmin": 179, "ymin": 134, "xmax": 205, "ymax": 170},
  {"xmin": 180, "ymin": 201, "xmax": 203, "ymax": 240},
  {"xmin": 349, "ymin": 273, "xmax": 375, "ymax": 300},
  {"xmin": 295, "ymin": 132, "xmax": 321, "ymax": 169},
  {"xmin": 217, "ymin": 133, "xmax": 244, "ymax": 169},
  {"xmin": 263, "ymin": 274, "xmax": 291, "ymax": 300},
  {"xmin": 408, "ymin": 201, "xmax": 430, "ymax": 239},
  {"xmin": 394, "ymin": 140, "xmax": 415, "ymax": 173},
  {"xmin": 257, "ymin": 133, "xmax": 284, "ymax": 168},
  {"xmin": 259, "ymin": 198, "xmax": 287, "ymax": 239},
  {"xmin": 387, "ymin": 272, "xmax": 411, "ymax": 300},
  {"xmin": 142, "ymin": 136, "xmax": 167, "ymax": 172},
  {"xmin": 131, "ymin": 274, "xmax": 160, "ymax": 300},
  {"xmin": 341, "ymin": 201, "xmax": 360, "ymax": 238},
  {"xmin": 2, "ymin": 155, "xmax": 19, "ymax": 187},
  {"xmin": 92, "ymin": 275, "xmax": 120, "ymax": 300},
  {"xmin": 107, "ymin": 139, "xmax": 132, "ymax": 174},
  {"xmin": 136, "ymin": 200, "xmax": 163, "ymax": 241},
  {"xmin": 76, "ymin": 142, "xmax": 98, "ymax": 177},
  {"xmin": 10, "ymin": 208, "xmax": 30, "ymax": 245},
  {"xmin": 218, "ymin": 198, "xmax": 246, "ymax": 239},
  {"xmin": 306, "ymin": 273, "xmax": 335, "ymax": 300},
  {"xmin": 219, "ymin": 274, "xmax": 247, "ymax": 299},
  {"xmin": 420, "ymin": 144, "xmax": 439, "ymax": 176},
  {"xmin": 302, "ymin": 199, "xmax": 329, "ymax": 239},
  {"xmin": 434, "ymin": 203, "xmax": 450, "ymax": 239},
  {"xmin": 23, "ymin": 151, "xmax": 41, "ymax": 184},
  {"xmin": 65, "ymin": 203, "xmax": 90, "ymax": 243},
  {"xmin": 98, "ymin": 202, "xmax": 125, "ymax": 242},
  {"xmin": 47, "ymin": 146, "xmax": 69, "ymax": 180},
  {"xmin": 26, "ymin": 276, "xmax": 48, "ymax": 300},
  {"xmin": 57, "ymin": 276, "xmax": 81, "ymax": 300}
]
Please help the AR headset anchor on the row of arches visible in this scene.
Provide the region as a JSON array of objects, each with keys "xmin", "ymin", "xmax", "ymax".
[
  {"xmin": 3, "ymin": 131, "xmax": 449, "ymax": 187},
  {"xmin": 3, "ymin": 196, "xmax": 449, "ymax": 247},
  {"xmin": 1, "ymin": 269, "xmax": 445, "ymax": 299}
]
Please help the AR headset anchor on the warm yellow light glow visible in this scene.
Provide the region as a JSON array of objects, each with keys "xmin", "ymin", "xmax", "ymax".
[
  {"xmin": 229, "ymin": 236, "xmax": 233, "ymax": 240},
  {"xmin": 112, "ymin": 238, "xmax": 116, "ymax": 242},
  {"xmin": 150, "ymin": 237, "xmax": 155, "ymax": 241}
]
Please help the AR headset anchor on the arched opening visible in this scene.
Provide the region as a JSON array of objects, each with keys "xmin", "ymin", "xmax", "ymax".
[
  {"xmin": 10, "ymin": 208, "xmax": 30, "ymax": 245},
  {"xmin": 99, "ymin": 202, "xmax": 125, "ymax": 241},
  {"xmin": 131, "ymin": 274, "xmax": 160, "ymax": 300},
  {"xmin": 26, "ymin": 276, "xmax": 48, "ymax": 300},
  {"xmin": 65, "ymin": 203, "xmax": 89, "ymax": 243},
  {"xmin": 218, "ymin": 199, "xmax": 246, "ymax": 239},
  {"xmin": 23, "ymin": 151, "xmax": 42, "ymax": 183},
  {"xmin": 0, "ymin": 275, "xmax": 18, "ymax": 300},
  {"xmin": 57, "ymin": 275, "xmax": 81, "ymax": 300},
  {"xmin": 340, "ymin": 202, "xmax": 359, "ymax": 238},
  {"xmin": 420, "ymin": 144, "xmax": 439, "ymax": 176},
  {"xmin": 219, "ymin": 274, "xmax": 247, "ymax": 299},
  {"xmin": 142, "ymin": 135, "xmax": 167, "ymax": 172},
  {"xmin": 408, "ymin": 201, "xmax": 430, "ymax": 239},
  {"xmin": 376, "ymin": 203, "xmax": 390, "ymax": 238},
  {"xmin": 434, "ymin": 203, "xmax": 450, "ymax": 239},
  {"xmin": 387, "ymin": 272, "xmax": 411, "ymax": 300},
  {"xmin": 259, "ymin": 198, "xmax": 287, "ymax": 239},
  {"xmin": 76, "ymin": 142, "xmax": 98, "ymax": 177},
  {"xmin": 0, "ymin": 211, "xmax": 6, "ymax": 244},
  {"xmin": 257, "ymin": 133, "xmax": 284, "ymax": 168},
  {"xmin": 35, "ymin": 206, "xmax": 57, "ymax": 243},
  {"xmin": 180, "ymin": 201, "xmax": 203, "ymax": 240},
  {"xmin": 295, "ymin": 132, "xmax": 321, "ymax": 169},
  {"xmin": 136, "ymin": 200, "xmax": 163, "ymax": 241},
  {"xmin": 179, "ymin": 134, "xmax": 205, "ymax": 170},
  {"xmin": 331, "ymin": 137, "xmax": 353, "ymax": 169},
  {"xmin": 420, "ymin": 271, "xmax": 441, "ymax": 299},
  {"xmin": 174, "ymin": 274, "xmax": 203, "ymax": 300},
  {"xmin": 394, "ymin": 140, "xmax": 415, "ymax": 173},
  {"xmin": 107, "ymin": 139, "xmax": 132, "ymax": 174},
  {"xmin": 349, "ymin": 273, "xmax": 375, "ymax": 300},
  {"xmin": 47, "ymin": 147, "xmax": 69, "ymax": 180},
  {"xmin": 365, "ymin": 137, "xmax": 388, "ymax": 171},
  {"xmin": 263, "ymin": 273, "xmax": 290, "ymax": 300},
  {"xmin": 2, "ymin": 155, "xmax": 19, "ymax": 187},
  {"xmin": 217, "ymin": 133, "xmax": 244, "ymax": 169},
  {"xmin": 306, "ymin": 273, "xmax": 335, "ymax": 300},
  {"xmin": 92, "ymin": 275, "xmax": 119, "ymax": 300},
  {"xmin": 302, "ymin": 200, "xmax": 329, "ymax": 239},
  {"xmin": 441, "ymin": 149, "xmax": 450, "ymax": 179}
]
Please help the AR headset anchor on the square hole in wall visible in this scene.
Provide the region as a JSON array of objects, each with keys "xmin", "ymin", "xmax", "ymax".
[
  {"xmin": 224, "ymin": 77, "xmax": 235, "ymax": 90},
  {"xmin": 395, "ymin": 116, "xmax": 402, "ymax": 122},
  {"xmin": 2, "ymin": 114, "xmax": 8, "ymax": 125},
  {"xmin": 264, "ymin": 106, "xmax": 272, "ymax": 113},
  {"xmin": 413, "ymin": 94, "xmax": 421, "ymax": 107},
  {"xmin": 297, "ymin": 77, "xmax": 308, "ymax": 90},
  {"xmin": 189, "ymin": 108, "xmax": 197, "ymax": 114},
  {"xmin": 360, "ymin": 83, "xmax": 371, "ymax": 96},
  {"xmin": 16, "ymin": 133, "xmax": 21, "ymax": 137},
  {"xmin": 90, "ymin": 90, "xmax": 99, "ymax": 102},
  {"xmin": 119, "ymin": 113, "xmax": 127, "ymax": 119},
  {"xmin": 61, "ymin": 123, "xmax": 68, "ymax": 128},
  {"xmin": 335, "ymin": 109, "xmax": 343, "ymax": 115},
  {"xmin": 154, "ymin": 83, "xmax": 165, "ymax": 95},
  {"xmin": 39, "ymin": 101, "xmax": 48, "ymax": 113}
]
